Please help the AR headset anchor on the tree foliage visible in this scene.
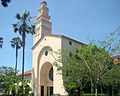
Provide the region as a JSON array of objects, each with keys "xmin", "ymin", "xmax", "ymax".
[
  {"xmin": 1, "ymin": 0, "xmax": 11, "ymax": 7},
  {"xmin": 13, "ymin": 11, "xmax": 35, "ymax": 36},
  {"xmin": 0, "ymin": 66, "xmax": 15, "ymax": 94},
  {"xmin": 54, "ymin": 27, "xmax": 120, "ymax": 96},
  {"xmin": 10, "ymin": 37, "xmax": 22, "ymax": 49},
  {"xmin": 76, "ymin": 44, "xmax": 119, "ymax": 96},
  {"xmin": 0, "ymin": 37, "xmax": 3, "ymax": 48},
  {"xmin": 57, "ymin": 51, "xmax": 89, "ymax": 95},
  {"xmin": 10, "ymin": 37, "xmax": 22, "ymax": 76},
  {"xmin": 0, "ymin": 66, "xmax": 31, "ymax": 95},
  {"xmin": 13, "ymin": 11, "xmax": 35, "ymax": 93}
]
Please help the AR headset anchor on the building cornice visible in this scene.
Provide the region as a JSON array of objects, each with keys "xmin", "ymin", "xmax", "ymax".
[
  {"xmin": 36, "ymin": 14, "xmax": 50, "ymax": 20},
  {"xmin": 32, "ymin": 34, "xmax": 86, "ymax": 50}
]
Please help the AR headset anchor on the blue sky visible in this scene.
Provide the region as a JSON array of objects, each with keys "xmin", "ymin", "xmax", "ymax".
[{"xmin": 0, "ymin": 0, "xmax": 120, "ymax": 73}]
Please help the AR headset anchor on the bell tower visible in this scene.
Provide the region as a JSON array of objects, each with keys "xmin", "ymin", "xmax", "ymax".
[{"xmin": 34, "ymin": 1, "xmax": 52, "ymax": 45}]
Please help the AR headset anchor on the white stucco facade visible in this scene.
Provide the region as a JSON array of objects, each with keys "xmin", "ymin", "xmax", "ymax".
[{"xmin": 32, "ymin": 1, "xmax": 84, "ymax": 96}]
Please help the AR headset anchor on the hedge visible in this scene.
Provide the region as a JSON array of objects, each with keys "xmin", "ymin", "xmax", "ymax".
[
  {"xmin": 82, "ymin": 94, "xmax": 107, "ymax": 96},
  {"xmin": 0, "ymin": 94, "xmax": 34, "ymax": 96}
]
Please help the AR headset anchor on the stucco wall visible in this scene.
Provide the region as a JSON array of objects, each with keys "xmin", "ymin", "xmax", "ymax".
[
  {"xmin": 24, "ymin": 74, "xmax": 31, "ymax": 80},
  {"xmin": 114, "ymin": 56, "xmax": 120, "ymax": 61},
  {"xmin": 32, "ymin": 35, "xmax": 67, "ymax": 96},
  {"xmin": 62, "ymin": 37, "xmax": 82, "ymax": 51},
  {"xmin": 61, "ymin": 37, "xmax": 83, "ymax": 62},
  {"xmin": 32, "ymin": 35, "xmax": 84, "ymax": 96}
]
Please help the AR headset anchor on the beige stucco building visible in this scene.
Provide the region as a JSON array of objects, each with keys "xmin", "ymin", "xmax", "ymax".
[
  {"xmin": 16, "ymin": 1, "xmax": 120, "ymax": 96},
  {"xmin": 32, "ymin": 1, "xmax": 84, "ymax": 96}
]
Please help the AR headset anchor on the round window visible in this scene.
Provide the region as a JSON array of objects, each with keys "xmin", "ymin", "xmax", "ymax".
[
  {"xmin": 45, "ymin": 51, "xmax": 48, "ymax": 56},
  {"xmin": 49, "ymin": 67, "xmax": 53, "ymax": 81}
]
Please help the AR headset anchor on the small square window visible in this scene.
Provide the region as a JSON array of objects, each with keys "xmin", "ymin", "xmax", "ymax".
[{"xmin": 69, "ymin": 41, "xmax": 72, "ymax": 45}]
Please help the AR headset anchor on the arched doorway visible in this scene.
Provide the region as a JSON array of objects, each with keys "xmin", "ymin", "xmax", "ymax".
[{"xmin": 40, "ymin": 62, "xmax": 53, "ymax": 96}]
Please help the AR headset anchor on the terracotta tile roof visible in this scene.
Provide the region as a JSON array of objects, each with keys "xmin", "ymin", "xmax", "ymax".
[
  {"xmin": 111, "ymin": 55, "xmax": 120, "ymax": 58},
  {"xmin": 113, "ymin": 60, "xmax": 120, "ymax": 64},
  {"xmin": 17, "ymin": 70, "xmax": 32, "ymax": 76},
  {"xmin": 32, "ymin": 34, "xmax": 85, "ymax": 49},
  {"xmin": 41, "ymin": 1, "xmax": 47, "ymax": 4}
]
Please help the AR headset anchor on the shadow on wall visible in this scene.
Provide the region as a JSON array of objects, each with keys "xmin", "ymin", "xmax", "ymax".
[{"xmin": 32, "ymin": 68, "xmax": 36, "ymax": 95}]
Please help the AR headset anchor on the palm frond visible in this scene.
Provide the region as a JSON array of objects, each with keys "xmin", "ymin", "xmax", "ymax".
[
  {"xmin": 10, "ymin": 37, "xmax": 22, "ymax": 49},
  {"xmin": 16, "ymin": 13, "xmax": 21, "ymax": 20},
  {"xmin": 0, "ymin": 37, "xmax": 3, "ymax": 48}
]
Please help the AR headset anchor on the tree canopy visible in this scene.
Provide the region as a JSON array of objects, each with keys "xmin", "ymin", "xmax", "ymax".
[
  {"xmin": 0, "ymin": 66, "xmax": 31, "ymax": 95},
  {"xmin": 10, "ymin": 37, "xmax": 22, "ymax": 76},
  {"xmin": 54, "ymin": 28, "xmax": 120, "ymax": 96},
  {"xmin": 0, "ymin": 66, "xmax": 15, "ymax": 94},
  {"xmin": 1, "ymin": 0, "xmax": 11, "ymax": 7},
  {"xmin": 13, "ymin": 11, "xmax": 35, "ymax": 95},
  {"xmin": 0, "ymin": 37, "xmax": 3, "ymax": 48}
]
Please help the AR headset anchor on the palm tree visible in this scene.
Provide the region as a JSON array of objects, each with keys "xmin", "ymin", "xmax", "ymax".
[
  {"xmin": 13, "ymin": 11, "xmax": 35, "ymax": 94},
  {"xmin": 0, "ymin": 37, "xmax": 3, "ymax": 48},
  {"xmin": 10, "ymin": 37, "xmax": 22, "ymax": 76},
  {"xmin": 1, "ymin": 0, "xmax": 11, "ymax": 7}
]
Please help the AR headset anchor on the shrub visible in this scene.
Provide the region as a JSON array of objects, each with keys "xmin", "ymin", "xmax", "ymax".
[{"xmin": 82, "ymin": 94, "xmax": 107, "ymax": 96}]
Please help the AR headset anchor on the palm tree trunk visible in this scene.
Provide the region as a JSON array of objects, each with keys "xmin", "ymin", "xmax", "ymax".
[
  {"xmin": 22, "ymin": 37, "xmax": 25, "ymax": 81},
  {"xmin": 15, "ymin": 46, "xmax": 18, "ymax": 76},
  {"xmin": 12, "ymin": 46, "xmax": 18, "ymax": 96},
  {"xmin": 22, "ymin": 31, "xmax": 25, "ymax": 96}
]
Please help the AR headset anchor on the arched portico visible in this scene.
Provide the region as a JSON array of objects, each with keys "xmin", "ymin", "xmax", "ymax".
[
  {"xmin": 40, "ymin": 62, "xmax": 53, "ymax": 96},
  {"xmin": 36, "ymin": 46, "xmax": 54, "ymax": 96}
]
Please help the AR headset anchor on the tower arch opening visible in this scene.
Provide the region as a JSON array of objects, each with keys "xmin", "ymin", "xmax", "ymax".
[
  {"xmin": 36, "ymin": 46, "xmax": 53, "ymax": 96},
  {"xmin": 40, "ymin": 62, "xmax": 54, "ymax": 96}
]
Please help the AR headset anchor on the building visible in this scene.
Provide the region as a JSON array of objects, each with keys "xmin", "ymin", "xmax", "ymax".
[
  {"xmin": 111, "ymin": 55, "xmax": 120, "ymax": 64},
  {"xmin": 18, "ymin": 1, "xmax": 120, "ymax": 96},
  {"xmin": 32, "ymin": 1, "xmax": 84, "ymax": 96}
]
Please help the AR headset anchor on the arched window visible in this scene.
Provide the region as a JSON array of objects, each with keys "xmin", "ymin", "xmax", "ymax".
[{"xmin": 49, "ymin": 67, "xmax": 53, "ymax": 81}]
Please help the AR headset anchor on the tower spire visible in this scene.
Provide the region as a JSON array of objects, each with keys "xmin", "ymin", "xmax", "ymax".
[{"xmin": 33, "ymin": 1, "xmax": 52, "ymax": 45}]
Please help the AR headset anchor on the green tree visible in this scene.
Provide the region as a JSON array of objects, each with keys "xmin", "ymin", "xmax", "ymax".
[
  {"xmin": 10, "ymin": 37, "xmax": 22, "ymax": 76},
  {"xmin": 54, "ymin": 44, "xmax": 119, "ymax": 96},
  {"xmin": 76, "ymin": 27, "xmax": 120, "ymax": 96},
  {"xmin": 1, "ymin": 0, "xmax": 11, "ymax": 7},
  {"xmin": 0, "ymin": 66, "xmax": 32, "ymax": 95},
  {"xmin": 0, "ymin": 37, "xmax": 3, "ymax": 48},
  {"xmin": 0, "ymin": 66, "xmax": 15, "ymax": 94},
  {"xmin": 101, "ymin": 64, "xmax": 120, "ymax": 96},
  {"xmin": 13, "ymin": 11, "xmax": 35, "ymax": 94},
  {"xmin": 54, "ymin": 50, "xmax": 89, "ymax": 96},
  {"xmin": 9, "ymin": 79, "xmax": 31, "ymax": 96},
  {"xmin": 54, "ymin": 27, "xmax": 120, "ymax": 96},
  {"xmin": 76, "ymin": 44, "xmax": 115, "ymax": 96}
]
